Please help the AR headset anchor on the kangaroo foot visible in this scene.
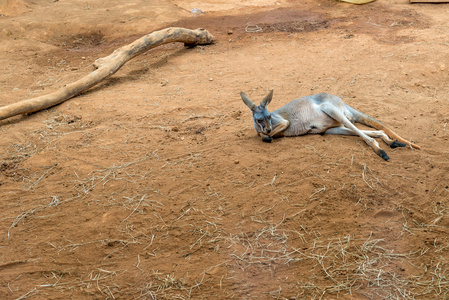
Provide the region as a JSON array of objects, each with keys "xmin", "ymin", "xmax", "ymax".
[
  {"xmin": 378, "ymin": 149, "xmax": 390, "ymax": 161},
  {"xmin": 390, "ymin": 140, "xmax": 406, "ymax": 149}
]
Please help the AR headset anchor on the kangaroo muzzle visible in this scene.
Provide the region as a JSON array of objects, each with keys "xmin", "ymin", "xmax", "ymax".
[{"xmin": 259, "ymin": 121, "xmax": 272, "ymax": 134}]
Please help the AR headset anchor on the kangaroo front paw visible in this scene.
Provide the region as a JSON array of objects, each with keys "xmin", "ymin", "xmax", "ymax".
[{"xmin": 262, "ymin": 135, "xmax": 273, "ymax": 143}]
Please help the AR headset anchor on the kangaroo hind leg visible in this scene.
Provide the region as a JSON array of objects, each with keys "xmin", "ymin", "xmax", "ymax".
[
  {"xmin": 320, "ymin": 104, "xmax": 390, "ymax": 161},
  {"xmin": 325, "ymin": 127, "xmax": 406, "ymax": 149}
]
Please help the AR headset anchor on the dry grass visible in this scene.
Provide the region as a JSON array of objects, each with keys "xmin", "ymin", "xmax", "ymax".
[
  {"xmin": 2, "ymin": 106, "xmax": 448, "ymax": 300},
  {"xmin": 2, "ymin": 6, "xmax": 449, "ymax": 298},
  {"xmin": 2, "ymin": 128, "xmax": 448, "ymax": 299}
]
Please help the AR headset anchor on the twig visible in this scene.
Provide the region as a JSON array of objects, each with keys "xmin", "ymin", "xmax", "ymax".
[
  {"xmin": 136, "ymin": 255, "xmax": 144, "ymax": 273},
  {"xmin": 264, "ymin": 173, "xmax": 277, "ymax": 188},
  {"xmin": 15, "ymin": 288, "xmax": 38, "ymax": 300},
  {"xmin": 310, "ymin": 186, "xmax": 326, "ymax": 199},
  {"xmin": 245, "ymin": 24, "xmax": 263, "ymax": 33},
  {"xmin": 121, "ymin": 195, "xmax": 146, "ymax": 223}
]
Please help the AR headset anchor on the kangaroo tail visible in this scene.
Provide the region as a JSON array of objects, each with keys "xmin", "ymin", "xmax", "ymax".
[{"xmin": 346, "ymin": 105, "xmax": 421, "ymax": 149}]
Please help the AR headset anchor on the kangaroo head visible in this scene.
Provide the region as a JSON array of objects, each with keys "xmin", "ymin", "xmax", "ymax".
[{"xmin": 240, "ymin": 90, "xmax": 274, "ymax": 134}]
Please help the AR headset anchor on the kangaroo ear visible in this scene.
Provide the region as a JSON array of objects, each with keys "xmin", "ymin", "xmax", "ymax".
[
  {"xmin": 260, "ymin": 90, "xmax": 273, "ymax": 108},
  {"xmin": 240, "ymin": 92, "xmax": 257, "ymax": 111}
]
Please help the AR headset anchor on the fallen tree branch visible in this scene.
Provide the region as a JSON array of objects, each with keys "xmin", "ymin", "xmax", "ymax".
[{"xmin": 0, "ymin": 27, "xmax": 214, "ymax": 122}]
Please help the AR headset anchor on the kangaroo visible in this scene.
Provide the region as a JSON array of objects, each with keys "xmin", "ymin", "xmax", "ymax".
[{"xmin": 240, "ymin": 90, "xmax": 420, "ymax": 161}]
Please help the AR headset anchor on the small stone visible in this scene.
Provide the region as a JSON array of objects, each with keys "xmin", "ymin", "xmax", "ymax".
[
  {"xmin": 190, "ymin": 8, "xmax": 203, "ymax": 16},
  {"xmin": 227, "ymin": 29, "xmax": 233, "ymax": 35},
  {"xmin": 209, "ymin": 78, "xmax": 213, "ymax": 81},
  {"xmin": 234, "ymin": 160, "xmax": 239, "ymax": 164}
]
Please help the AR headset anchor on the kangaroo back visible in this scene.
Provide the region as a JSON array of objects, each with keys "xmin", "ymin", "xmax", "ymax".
[{"xmin": 346, "ymin": 105, "xmax": 421, "ymax": 149}]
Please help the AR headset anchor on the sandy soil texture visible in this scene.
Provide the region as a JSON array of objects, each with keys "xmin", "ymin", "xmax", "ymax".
[{"xmin": 1, "ymin": 0, "xmax": 449, "ymax": 298}]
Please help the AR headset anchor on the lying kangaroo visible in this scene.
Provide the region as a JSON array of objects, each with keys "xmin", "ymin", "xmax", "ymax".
[{"xmin": 240, "ymin": 90, "xmax": 420, "ymax": 161}]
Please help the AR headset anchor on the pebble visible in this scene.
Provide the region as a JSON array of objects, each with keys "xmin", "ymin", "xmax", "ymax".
[{"xmin": 190, "ymin": 8, "xmax": 203, "ymax": 16}]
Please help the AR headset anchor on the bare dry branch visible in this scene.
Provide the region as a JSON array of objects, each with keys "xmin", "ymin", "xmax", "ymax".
[{"xmin": 0, "ymin": 27, "xmax": 214, "ymax": 122}]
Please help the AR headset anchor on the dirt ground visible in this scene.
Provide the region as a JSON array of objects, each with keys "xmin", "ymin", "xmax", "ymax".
[{"xmin": 1, "ymin": 0, "xmax": 449, "ymax": 299}]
